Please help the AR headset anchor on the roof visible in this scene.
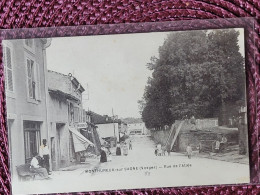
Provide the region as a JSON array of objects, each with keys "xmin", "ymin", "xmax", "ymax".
[
  {"xmin": 48, "ymin": 88, "xmax": 79, "ymax": 102},
  {"xmin": 88, "ymin": 111, "xmax": 121, "ymax": 125}
]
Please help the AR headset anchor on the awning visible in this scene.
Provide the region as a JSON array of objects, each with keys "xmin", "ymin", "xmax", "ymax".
[
  {"xmin": 69, "ymin": 127, "xmax": 94, "ymax": 153},
  {"xmin": 100, "ymin": 138, "xmax": 108, "ymax": 146}
]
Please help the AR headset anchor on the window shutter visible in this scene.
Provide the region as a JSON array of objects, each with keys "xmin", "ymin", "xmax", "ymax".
[
  {"xmin": 27, "ymin": 60, "xmax": 33, "ymax": 98},
  {"xmin": 4, "ymin": 46, "xmax": 14, "ymax": 92},
  {"xmin": 35, "ymin": 63, "xmax": 41, "ymax": 101},
  {"xmin": 3, "ymin": 47, "xmax": 7, "ymax": 90},
  {"xmin": 7, "ymin": 69, "xmax": 13, "ymax": 91}
]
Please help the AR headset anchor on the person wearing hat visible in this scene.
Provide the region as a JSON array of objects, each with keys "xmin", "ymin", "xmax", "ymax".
[{"xmin": 39, "ymin": 139, "xmax": 51, "ymax": 175}]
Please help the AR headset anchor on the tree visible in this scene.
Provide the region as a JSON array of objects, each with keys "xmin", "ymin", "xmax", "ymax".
[{"xmin": 139, "ymin": 29, "xmax": 245, "ymax": 129}]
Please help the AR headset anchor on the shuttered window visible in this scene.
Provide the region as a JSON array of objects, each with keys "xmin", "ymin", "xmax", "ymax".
[
  {"xmin": 3, "ymin": 46, "xmax": 14, "ymax": 92},
  {"xmin": 26, "ymin": 58, "xmax": 39, "ymax": 100},
  {"xmin": 27, "ymin": 59, "xmax": 34, "ymax": 98}
]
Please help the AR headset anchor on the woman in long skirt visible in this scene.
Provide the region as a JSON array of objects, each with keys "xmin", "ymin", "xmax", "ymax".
[
  {"xmin": 116, "ymin": 143, "xmax": 121, "ymax": 156},
  {"xmin": 100, "ymin": 147, "xmax": 107, "ymax": 163}
]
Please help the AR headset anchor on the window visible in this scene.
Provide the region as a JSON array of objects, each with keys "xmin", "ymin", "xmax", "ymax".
[
  {"xmin": 74, "ymin": 107, "xmax": 79, "ymax": 123},
  {"xmin": 68, "ymin": 103, "xmax": 74, "ymax": 123},
  {"xmin": 3, "ymin": 46, "xmax": 14, "ymax": 92},
  {"xmin": 26, "ymin": 58, "xmax": 39, "ymax": 100},
  {"xmin": 24, "ymin": 121, "xmax": 41, "ymax": 163}
]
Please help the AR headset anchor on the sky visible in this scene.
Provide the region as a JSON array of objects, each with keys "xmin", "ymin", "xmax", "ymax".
[
  {"xmin": 46, "ymin": 32, "xmax": 169, "ymax": 118},
  {"xmin": 46, "ymin": 28, "xmax": 245, "ymax": 119}
]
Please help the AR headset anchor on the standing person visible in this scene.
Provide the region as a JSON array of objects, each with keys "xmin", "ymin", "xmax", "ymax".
[
  {"xmin": 39, "ymin": 139, "xmax": 51, "ymax": 175},
  {"xmin": 116, "ymin": 142, "xmax": 121, "ymax": 156},
  {"xmin": 154, "ymin": 145, "xmax": 158, "ymax": 156},
  {"xmin": 166, "ymin": 145, "xmax": 171, "ymax": 156},
  {"xmin": 186, "ymin": 144, "xmax": 192, "ymax": 159},
  {"xmin": 123, "ymin": 142, "xmax": 128, "ymax": 156},
  {"xmin": 129, "ymin": 140, "xmax": 132, "ymax": 150},
  {"xmin": 157, "ymin": 144, "xmax": 162, "ymax": 156},
  {"xmin": 30, "ymin": 153, "xmax": 50, "ymax": 180},
  {"xmin": 100, "ymin": 146, "xmax": 107, "ymax": 163},
  {"xmin": 215, "ymin": 140, "xmax": 220, "ymax": 153}
]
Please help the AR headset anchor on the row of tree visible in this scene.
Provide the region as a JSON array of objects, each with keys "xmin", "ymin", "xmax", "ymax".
[{"xmin": 139, "ymin": 29, "xmax": 246, "ymax": 129}]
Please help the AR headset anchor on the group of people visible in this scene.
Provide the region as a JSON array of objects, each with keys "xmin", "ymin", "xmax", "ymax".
[
  {"xmin": 30, "ymin": 139, "xmax": 51, "ymax": 180},
  {"xmin": 100, "ymin": 140, "xmax": 133, "ymax": 163},
  {"xmin": 215, "ymin": 135, "xmax": 228, "ymax": 153},
  {"xmin": 116, "ymin": 141, "xmax": 129, "ymax": 156},
  {"xmin": 154, "ymin": 143, "xmax": 192, "ymax": 159},
  {"xmin": 155, "ymin": 144, "xmax": 170, "ymax": 156}
]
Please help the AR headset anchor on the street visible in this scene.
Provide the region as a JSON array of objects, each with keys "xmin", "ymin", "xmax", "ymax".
[{"xmin": 12, "ymin": 135, "xmax": 250, "ymax": 195}]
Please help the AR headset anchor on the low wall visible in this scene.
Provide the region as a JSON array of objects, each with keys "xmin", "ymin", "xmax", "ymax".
[{"xmin": 196, "ymin": 118, "xmax": 218, "ymax": 129}]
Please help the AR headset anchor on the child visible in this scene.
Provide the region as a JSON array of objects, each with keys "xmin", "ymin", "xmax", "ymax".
[{"xmin": 186, "ymin": 144, "xmax": 192, "ymax": 159}]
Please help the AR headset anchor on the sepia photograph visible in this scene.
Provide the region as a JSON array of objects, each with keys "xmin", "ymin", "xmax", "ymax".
[{"xmin": 3, "ymin": 28, "xmax": 249, "ymax": 194}]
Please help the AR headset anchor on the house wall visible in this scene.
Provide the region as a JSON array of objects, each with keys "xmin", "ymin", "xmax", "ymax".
[
  {"xmin": 47, "ymin": 70, "xmax": 86, "ymax": 169},
  {"xmin": 48, "ymin": 94, "xmax": 70, "ymax": 170},
  {"xmin": 96, "ymin": 123, "xmax": 119, "ymax": 141},
  {"xmin": 4, "ymin": 39, "xmax": 49, "ymax": 180},
  {"xmin": 127, "ymin": 122, "xmax": 150, "ymax": 135}
]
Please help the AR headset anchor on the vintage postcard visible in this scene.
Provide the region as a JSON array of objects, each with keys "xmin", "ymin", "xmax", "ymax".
[{"xmin": 3, "ymin": 27, "xmax": 250, "ymax": 194}]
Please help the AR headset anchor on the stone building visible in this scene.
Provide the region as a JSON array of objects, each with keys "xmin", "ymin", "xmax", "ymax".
[
  {"xmin": 127, "ymin": 122, "xmax": 150, "ymax": 135},
  {"xmin": 90, "ymin": 112, "xmax": 123, "ymax": 146},
  {"xmin": 47, "ymin": 70, "xmax": 93, "ymax": 170},
  {"xmin": 3, "ymin": 38, "xmax": 51, "ymax": 179}
]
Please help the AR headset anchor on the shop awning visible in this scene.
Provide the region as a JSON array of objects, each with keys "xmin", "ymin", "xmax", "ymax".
[
  {"xmin": 100, "ymin": 138, "xmax": 108, "ymax": 146},
  {"xmin": 69, "ymin": 127, "xmax": 94, "ymax": 152}
]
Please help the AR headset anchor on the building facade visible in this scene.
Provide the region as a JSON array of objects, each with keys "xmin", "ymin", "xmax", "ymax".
[
  {"xmin": 47, "ymin": 70, "xmax": 87, "ymax": 170},
  {"xmin": 90, "ymin": 112, "xmax": 121, "ymax": 146},
  {"xmin": 4, "ymin": 39, "xmax": 51, "ymax": 179},
  {"xmin": 127, "ymin": 122, "xmax": 150, "ymax": 135}
]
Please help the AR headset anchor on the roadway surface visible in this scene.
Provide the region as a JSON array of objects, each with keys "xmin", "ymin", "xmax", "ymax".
[{"xmin": 12, "ymin": 135, "xmax": 250, "ymax": 194}]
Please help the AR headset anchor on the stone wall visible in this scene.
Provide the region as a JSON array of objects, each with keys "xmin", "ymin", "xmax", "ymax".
[{"xmin": 196, "ymin": 118, "xmax": 218, "ymax": 129}]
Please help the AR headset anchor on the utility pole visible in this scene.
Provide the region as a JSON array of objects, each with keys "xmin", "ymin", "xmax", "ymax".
[{"xmin": 112, "ymin": 108, "xmax": 116, "ymax": 145}]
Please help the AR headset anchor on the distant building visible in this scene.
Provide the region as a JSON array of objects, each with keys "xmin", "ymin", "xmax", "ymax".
[
  {"xmin": 90, "ymin": 112, "xmax": 125, "ymax": 146},
  {"xmin": 4, "ymin": 38, "xmax": 51, "ymax": 179},
  {"xmin": 127, "ymin": 122, "xmax": 150, "ymax": 135}
]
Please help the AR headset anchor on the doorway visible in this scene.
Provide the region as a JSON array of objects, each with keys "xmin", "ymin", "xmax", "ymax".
[{"xmin": 56, "ymin": 123, "xmax": 65, "ymax": 169}]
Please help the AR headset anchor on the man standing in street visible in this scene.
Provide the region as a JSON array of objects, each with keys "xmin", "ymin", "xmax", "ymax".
[
  {"xmin": 129, "ymin": 140, "xmax": 132, "ymax": 150},
  {"xmin": 39, "ymin": 139, "xmax": 51, "ymax": 175}
]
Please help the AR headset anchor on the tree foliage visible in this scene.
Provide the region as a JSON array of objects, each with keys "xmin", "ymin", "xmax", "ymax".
[{"xmin": 140, "ymin": 29, "xmax": 245, "ymax": 129}]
